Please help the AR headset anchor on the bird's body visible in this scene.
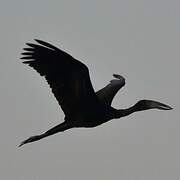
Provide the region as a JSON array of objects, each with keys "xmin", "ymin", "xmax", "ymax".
[{"xmin": 19, "ymin": 39, "xmax": 172, "ymax": 147}]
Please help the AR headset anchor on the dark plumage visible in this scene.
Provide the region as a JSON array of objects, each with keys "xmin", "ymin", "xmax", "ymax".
[{"xmin": 19, "ymin": 39, "xmax": 172, "ymax": 147}]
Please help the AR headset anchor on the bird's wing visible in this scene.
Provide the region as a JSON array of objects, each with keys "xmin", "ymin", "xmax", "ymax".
[
  {"xmin": 96, "ymin": 74, "xmax": 125, "ymax": 106},
  {"xmin": 21, "ymin": 39, "xmax": 97, "ymax": 117}
]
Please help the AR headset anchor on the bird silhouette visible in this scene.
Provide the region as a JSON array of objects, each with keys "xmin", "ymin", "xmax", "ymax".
[{"xmin": 19, "ymin": 39, "xmax": 172, "ymax": 147}]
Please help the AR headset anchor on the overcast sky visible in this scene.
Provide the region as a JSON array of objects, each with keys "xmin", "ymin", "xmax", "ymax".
[{"xmin": 0, "ymin": 0, "xmax": 179, "ymax": 179}]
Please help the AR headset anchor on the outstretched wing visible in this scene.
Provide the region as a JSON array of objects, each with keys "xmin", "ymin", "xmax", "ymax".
[
  {"xmin": 21, "ymin": 39, "xmax": 97, "ymax": 117},
  {"xmin": 96, "ymin": 74, "xmax": 125, "ymax": 106}
]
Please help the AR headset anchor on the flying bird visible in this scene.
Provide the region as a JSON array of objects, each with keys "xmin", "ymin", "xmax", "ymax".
[{"xmin": 19, "ymin": 39, "xmax": 172, "ymax": 147}]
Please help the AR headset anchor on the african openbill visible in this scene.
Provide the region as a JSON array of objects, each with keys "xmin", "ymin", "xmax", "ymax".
[{"xmin": 19, "ymin": 39, "xmax": 172, "ymax": 147}]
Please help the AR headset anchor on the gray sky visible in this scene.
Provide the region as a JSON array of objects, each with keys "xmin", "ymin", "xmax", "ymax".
[{"xmin": 0, "ymin": 0, "xmax": 179, "ymax": 179}]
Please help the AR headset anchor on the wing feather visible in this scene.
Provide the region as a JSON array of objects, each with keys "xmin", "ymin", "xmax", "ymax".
[
  {"xmin": 96, "ymin": 74, "xmax": 125, "ymax": 106},
  {"xmin": 21, "ymin": 40, "xmax": 97, "ymax": 117}
]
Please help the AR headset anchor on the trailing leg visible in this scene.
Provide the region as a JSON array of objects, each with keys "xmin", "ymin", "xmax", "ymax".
[{"xmin": 19, "ymin": 122, "xmax": 72, "ymax": 147}]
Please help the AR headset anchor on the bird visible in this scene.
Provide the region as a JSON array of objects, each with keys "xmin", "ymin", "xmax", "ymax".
[{"xmin": 19, "ymin": 39, "xmax": 173, "ymax": 147}]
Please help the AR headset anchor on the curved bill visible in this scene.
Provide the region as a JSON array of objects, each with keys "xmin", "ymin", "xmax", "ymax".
[{"xmin": 147, "ymin": 100, "xmax": 173, "ymax": 110}]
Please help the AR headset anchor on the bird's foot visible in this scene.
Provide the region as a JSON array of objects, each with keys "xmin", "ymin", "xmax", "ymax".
[{"xmin": 19, "ymin": 134, "xmax": 43, "ymax": 147}]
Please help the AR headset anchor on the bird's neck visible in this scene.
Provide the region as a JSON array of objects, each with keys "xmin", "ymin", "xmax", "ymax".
[{"xmin": 114, "ymin": 104, "xmax": 138, "ymax": 119}]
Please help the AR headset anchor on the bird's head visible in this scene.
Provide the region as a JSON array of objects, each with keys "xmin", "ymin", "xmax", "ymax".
[{"xmin": 135, "ymin": 100, "xmax": 173, "ymax": 111}]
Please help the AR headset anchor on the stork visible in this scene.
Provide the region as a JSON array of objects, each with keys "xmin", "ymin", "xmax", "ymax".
[{"xmin": 19, "ymin": 40, "xmax": 172, "ymax": 147}]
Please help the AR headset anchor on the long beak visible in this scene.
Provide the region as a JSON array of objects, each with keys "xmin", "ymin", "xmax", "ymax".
[{"xmin": 147, "ymin": 100, "xmax": 173, "ymax": 110}]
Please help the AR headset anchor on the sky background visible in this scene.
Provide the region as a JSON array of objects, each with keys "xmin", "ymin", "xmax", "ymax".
[{"xmin": 0, "ymin": 0, "xmax": 179, "ymax": 179}]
